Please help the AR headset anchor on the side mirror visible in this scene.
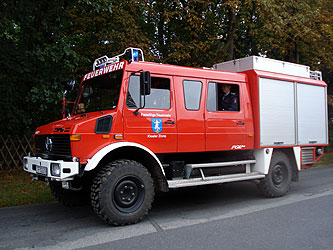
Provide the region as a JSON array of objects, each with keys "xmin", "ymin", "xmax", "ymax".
[
  {"xmin": 140, "ymin": 71, "xmax": 151, "ymax": 95},
  {"xmin": 62, "ymin": 80, "xmax": 75, "ymax": 119},
  {"xmin": 65, "ymin": 80, "xmax": 75, "ymax": 92}
]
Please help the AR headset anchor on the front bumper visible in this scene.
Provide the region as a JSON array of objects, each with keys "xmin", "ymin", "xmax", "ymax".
[{"xmin": 23, "ymin": 156, "xmax": 79, "ymax": 180}]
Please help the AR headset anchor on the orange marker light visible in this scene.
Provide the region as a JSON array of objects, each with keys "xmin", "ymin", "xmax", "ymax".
[{"xmin": 70, "ymin": 134, "xmax": 81, "ymax": 141}]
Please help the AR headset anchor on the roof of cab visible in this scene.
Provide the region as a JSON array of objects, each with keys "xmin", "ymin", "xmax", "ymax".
[{"xmin": 125, "ymin": 61, "xmax": 248, "ymax": 83}]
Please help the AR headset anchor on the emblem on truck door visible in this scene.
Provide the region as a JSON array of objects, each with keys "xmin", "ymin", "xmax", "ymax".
[
  {"xmin": 45, "ymin": 137, "xmax": 53, "ymax": 152},
  {"xmin": 231, "ymin": 145, "xmax": 245, "ymax": 149},
  {"xmin": 151, "ymin": 118, "xmax": 163, "ymax": 133}
]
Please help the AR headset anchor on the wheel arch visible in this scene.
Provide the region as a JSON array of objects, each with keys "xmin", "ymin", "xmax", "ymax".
[
  {"xmin": 84, "ymin": 142, "xmax": 168, "ymax": 192},
  {"xmin": 253, "ymin": 147, "xmax": 300, "ymax": 182},
  {"xmin": 275, "ymin": 147, "xmax": 300, "ymax": 182}
]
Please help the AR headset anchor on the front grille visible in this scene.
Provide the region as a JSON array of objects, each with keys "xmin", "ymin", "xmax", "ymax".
[{"xmin": 35, "ymin": 134, "xmax": 72, "ymax": 161}]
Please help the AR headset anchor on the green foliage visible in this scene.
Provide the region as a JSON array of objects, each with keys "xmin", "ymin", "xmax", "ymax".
[
  {"xmin": 0, "ymin": 0, "xmax": 79, "ymax": 135},
  {"xmin": 0, "ymin": 0, "xmax": 332, "ymax": 136},
  {"xmin": 0, "ymin": 170, "xmax": 54, "ymax": 207},
  {"xmin": 256, "ymin": 0, "xmax": 333, "ymax": 71}
]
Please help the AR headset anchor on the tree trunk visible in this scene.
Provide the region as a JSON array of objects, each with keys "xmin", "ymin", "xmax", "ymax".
[{"xmin": 224, "ymin": 7, "xmax": 239, "ymax": 60}]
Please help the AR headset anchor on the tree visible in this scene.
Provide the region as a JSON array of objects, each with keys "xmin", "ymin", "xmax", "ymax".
[
  {"xmin": 0, "ymin": 0, "xmax": 79, "ymax": 135},
  {"xmin": 255, "ymin": 0, "xmax": 332, "ymax": 70},
  {"xmin": 0, "ymin": 0, "xmax": 331, "ymax": 136}
]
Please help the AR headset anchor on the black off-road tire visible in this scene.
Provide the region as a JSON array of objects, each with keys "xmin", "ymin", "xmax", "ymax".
[
  {"xmin": 49, "ymin": 181, "xmax": 91, "ymax": 207},
  {"xmin": 91, "ymin": 160, "xmax": 154, "ymax": 226},
  {"xmin": 257, "ymin": 151, "xmax": 292, "ymax": 198}
]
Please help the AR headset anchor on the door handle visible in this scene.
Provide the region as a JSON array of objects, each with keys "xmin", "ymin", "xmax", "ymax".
[
  {"xmin": 236, "ymin": 122, "xmax": 245, "ymax": 125},
  {"xmin": 165, "ymin": 120, "xmax": 175, "ymax": 125}
]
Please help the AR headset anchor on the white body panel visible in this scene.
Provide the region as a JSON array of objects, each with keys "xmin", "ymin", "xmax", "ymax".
[
  {"xmin": 293, "ymin": 147, "xmax": 301, "ymax": 170},
  {"xmin": 253, "ymin": 148, "xmax": 273, "ymax": 174},
  {"xmin": 256, "ymin": 78, "xmax": 327, "ymax": 147},
  {"xmin": 259, "ymin": 78, "xmax": 296, "ymax": 146},
  {"xmin": 253, "ymin": 147, "xmax": 301, "ymax": 174},
  {"xmin": 213, "ymin": 56, "xmax": 310, "ymax": 78},
  {"xmin": 296, "ymin": 84, "xmax": 328, "ymax": 145}
]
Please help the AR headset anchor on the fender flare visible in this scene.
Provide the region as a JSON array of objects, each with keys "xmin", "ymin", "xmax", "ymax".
[
  {"xmin": 84, "ymin": 142, "xmax": 165, "ymax": 176},
  {"xmin": 253, "ymin": 147, "xmax": 301, "ymax": 174},
  {"xmin": 293, "ymin": 147, "xmax": 301, "ymax": 170}
]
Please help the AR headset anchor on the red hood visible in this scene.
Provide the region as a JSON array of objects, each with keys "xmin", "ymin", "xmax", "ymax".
[{"xmin": 34, "ymin": 112, "xmax": 114, "ymax": 135}]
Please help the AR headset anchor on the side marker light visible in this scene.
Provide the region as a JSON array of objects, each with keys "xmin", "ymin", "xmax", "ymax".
[
  {"xmin": 70, "ymin": 134, "xmax": 81, "ymax": 141},
  {"xmin": 114, "ymin": 134, "xmax": 124, "ymax": 140}
]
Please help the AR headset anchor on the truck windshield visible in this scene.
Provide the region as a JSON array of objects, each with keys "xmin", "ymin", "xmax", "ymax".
[{"xmin": 74, "ymin": 69, "xmax": 123, "ymax": 114}]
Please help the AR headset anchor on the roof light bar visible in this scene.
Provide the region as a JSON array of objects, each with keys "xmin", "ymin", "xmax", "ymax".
[{"xmin": 93, "ymin": 47, "xmax": 144, "ymax": 70}]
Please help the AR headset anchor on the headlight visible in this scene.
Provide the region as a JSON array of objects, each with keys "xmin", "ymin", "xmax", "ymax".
[
  {"xmin": 23, "ymin": 158, "xmax": 28, "ymax": 170},
  {"xmin": 51, "ymin": 163, "xmax": 61, "ymax": 177}
]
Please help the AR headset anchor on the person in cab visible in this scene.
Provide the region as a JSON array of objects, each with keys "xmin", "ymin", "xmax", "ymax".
[{"xmin": 220, "ymin": 84, "xmax": 239, "ymax": 111}]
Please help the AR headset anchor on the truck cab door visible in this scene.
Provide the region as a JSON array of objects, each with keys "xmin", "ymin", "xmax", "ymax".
[
  {"xmin": 123, "ymin": 73, "xmax": 177, "ymax": 153},
  {"xmin": 205, "ymin": 81, "xmax": 253, "ymax": 151},
  {"xmin": 174, "ymin": 77, "xmax": 206, "ymax": 152}
]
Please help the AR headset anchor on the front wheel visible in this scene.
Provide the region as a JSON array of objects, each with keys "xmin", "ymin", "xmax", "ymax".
[
  {"xmin": 91, "ymin": 160, "xmax": 154, "ymax": 226},
  {"xmin": 257, "ymin": 151, "xmax": 292, "ymax": 198}
]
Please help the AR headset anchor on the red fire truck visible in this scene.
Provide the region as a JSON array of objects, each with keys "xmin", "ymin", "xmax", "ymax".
[{"xmin": 23, "ymin": 48, "xmax": 328, "ymax": 226}]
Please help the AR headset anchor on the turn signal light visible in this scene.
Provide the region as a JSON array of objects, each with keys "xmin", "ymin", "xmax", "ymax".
[
  {"xmin": 114, "ymin": 134, "xmax": 124, "ymax": 140},
  {"xmin": 70, "ymin": 134, "xmax": 81, "ymax": 141}
]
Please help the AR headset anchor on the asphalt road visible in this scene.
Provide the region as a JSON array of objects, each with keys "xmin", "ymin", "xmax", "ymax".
[{"xmin": 0, "ymin": 165, "xmax": 332, "ymax": 250}]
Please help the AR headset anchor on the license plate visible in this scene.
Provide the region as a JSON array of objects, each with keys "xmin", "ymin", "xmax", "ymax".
[{"xmin": 36, "ymin": 165, "xmax": 48, "ymax": 176}]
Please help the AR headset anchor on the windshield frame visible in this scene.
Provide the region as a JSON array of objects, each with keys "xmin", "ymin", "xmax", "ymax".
[{"xmin": 72, "ymin": 62, "xmax": 126, "ymax": 115}]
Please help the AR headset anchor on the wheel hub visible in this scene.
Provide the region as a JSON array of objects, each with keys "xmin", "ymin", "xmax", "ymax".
[
  {"xmin": 115, "ymin": 181, "xmax": 138, "ymax": 206},
  {"xmin": 272, "ymin": 164, "xmax": 285, "ymax": 185},
  {"xmin": 113, "ymin": 176, "xmax": 145, "ymax": 213}
]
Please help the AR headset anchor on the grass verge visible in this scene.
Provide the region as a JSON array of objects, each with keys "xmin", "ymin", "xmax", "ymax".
[
  {"xmin": 0, "ymin": 170, "xmax": 54, "ymax": 208},
  {"xmin": 313, "ymin": 149, "xmax": 333, "ymax": 167}
]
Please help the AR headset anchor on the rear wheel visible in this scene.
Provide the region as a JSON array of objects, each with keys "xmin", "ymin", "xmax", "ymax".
[
  {"xmin": 91, "ymin": 160, "xmax": 154, "ymax": 226},
  {"xmin": 258, "ymin": 151, "xmax": 292, "ymax": 197}
]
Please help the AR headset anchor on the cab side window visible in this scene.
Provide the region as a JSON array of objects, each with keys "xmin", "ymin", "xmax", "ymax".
[
  {"xmin": 127, "ymin": 76, "xmax": 170, "ymax": 110},
  {"xmin": 183, "ymin": 80, "xmax": 202, "ymax": 110},
  {"xmin": 207, "ymin": 82, "xmax": 240, "ymax": 112}
]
